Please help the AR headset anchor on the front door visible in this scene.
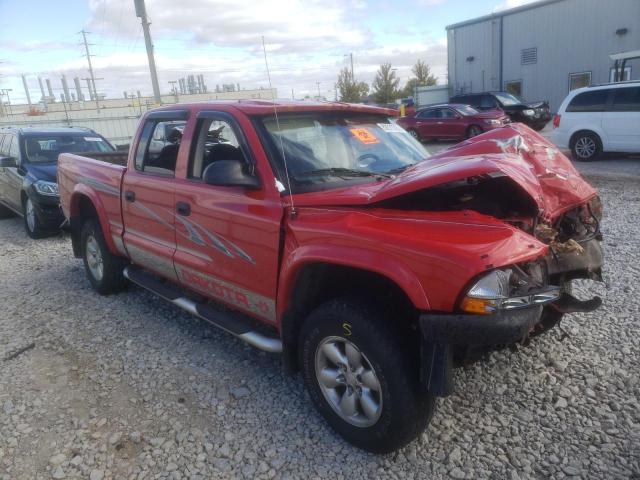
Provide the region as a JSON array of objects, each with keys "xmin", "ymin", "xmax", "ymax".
[
  {"xmin": 121, "ymin": 111, "xmax": 188, "ymax": 281},
  {"xmin": 4, "ymin": 134, "xmax": 24, "ymax": 210},
  {"xmin": 602, "ymin": 86, "xmax": 640, "ymax": 151},
  {"xmin": 172, "ymin": 111, "xmax": 283, "ymax": 324}
]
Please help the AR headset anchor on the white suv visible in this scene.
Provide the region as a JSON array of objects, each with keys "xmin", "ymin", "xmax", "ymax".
[{"xmin": 552, "ymin": 81, "xmax": 640, "ymax": 161}]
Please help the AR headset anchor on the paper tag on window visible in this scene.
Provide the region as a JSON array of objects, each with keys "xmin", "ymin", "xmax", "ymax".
[
  {"xmin": 349, "ymin": 128, "xmax": 379, "ymax": 144},
  {"xmin": 84, "ymin": 137, "xmax": 102, "ymax": 142}
]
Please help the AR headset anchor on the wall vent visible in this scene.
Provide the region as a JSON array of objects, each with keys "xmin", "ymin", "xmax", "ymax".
[{"xmin": 521, "ymin": 47, "xmax": 537, "ymax": 65}]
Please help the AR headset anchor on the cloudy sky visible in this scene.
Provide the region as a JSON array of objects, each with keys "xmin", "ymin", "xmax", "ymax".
[{"xmin": 0, "ymin": 0, "xmax": 536, "ymax": 103}]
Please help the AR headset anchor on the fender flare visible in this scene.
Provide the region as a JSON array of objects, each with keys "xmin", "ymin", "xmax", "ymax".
[
  {"xmin": 69, "ymin": 184, "xmax": 121, "ymax": 256},
  {"xmin": 276, "ymin": 244, "xmax": 430, "ymax": 321}
]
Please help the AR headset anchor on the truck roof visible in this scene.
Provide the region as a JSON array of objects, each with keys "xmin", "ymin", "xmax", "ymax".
[{"xmin": 150, "ymin": 99, "xmax": 397, "ymax": 116}]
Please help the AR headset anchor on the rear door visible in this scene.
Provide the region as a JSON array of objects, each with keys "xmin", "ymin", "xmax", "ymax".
[
  {"xmin": 172, "ymin": 110, "xmax": 283, "ymax": 323},
  {"xmin": 414, "ymin": 109, "xmax": 439, "ymax": 138},
  {"xmin": 121, "ymin": 110, "xmax": 189, "ymax": 281},
  {"xmin": 602, "ymin": 86, "xmax": 640, "ymax": 151}
]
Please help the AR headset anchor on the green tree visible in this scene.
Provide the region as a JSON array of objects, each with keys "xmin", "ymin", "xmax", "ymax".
[
  {"xmin": 402, "ymin": 60, "xmax": 437, "ymax": 97},
  {"xmin": 336, "ymin": 67, "xmax": 369, "ymax": 103},
  {"xmin": 372, "ymin": 63, "xmax": 400, "ymax": 104}
]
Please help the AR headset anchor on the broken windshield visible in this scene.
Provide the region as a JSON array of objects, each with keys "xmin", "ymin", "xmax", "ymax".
[{"xmin": 259, "ymin": 113, "xmax": 430, "ymax": 193}]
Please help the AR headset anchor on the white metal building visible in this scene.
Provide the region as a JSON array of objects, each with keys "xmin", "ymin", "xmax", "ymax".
[{"xmin": 446, "ymin": 0, "xmax": 640, "ymax": 111}]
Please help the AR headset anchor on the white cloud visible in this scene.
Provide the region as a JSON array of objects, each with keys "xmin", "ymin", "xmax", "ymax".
[{"xmin": 493, "ymin": 0, "xmax": 540, "ymax": 12}]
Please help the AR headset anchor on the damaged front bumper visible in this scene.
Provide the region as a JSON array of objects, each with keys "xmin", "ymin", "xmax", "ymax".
[{"xmin": 418, "ymin": 237, "xmax": 604, "ymax": 398}]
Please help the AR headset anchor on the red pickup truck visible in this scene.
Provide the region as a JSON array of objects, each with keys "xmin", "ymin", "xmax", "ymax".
[{"xmin": 58, "ymin": 101, "xmax": 603, "ymax": 453}]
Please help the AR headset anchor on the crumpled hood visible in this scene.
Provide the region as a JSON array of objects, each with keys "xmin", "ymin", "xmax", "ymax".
[{"xmin": 292, "ymin": 124, "xmax": 596, "ymax": 222}]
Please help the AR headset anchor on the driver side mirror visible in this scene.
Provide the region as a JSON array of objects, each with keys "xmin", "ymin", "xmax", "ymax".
[
  {"xmin": 203, "ymin": 159, "xmax": 260, "ymax": 189},
  {"xmin": 0, "ymin": 156, "xmax": 16, "ymax": 168}
]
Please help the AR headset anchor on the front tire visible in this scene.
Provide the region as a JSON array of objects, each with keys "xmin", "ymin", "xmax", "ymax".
[
  {"xmin": 23, "ymin": 196, "xmax": 46, "ymax": 239},
  {"xmin": 571, "ymin": 132, "xmax": 601, "ymax": 161},
  {"xmin": 466, "ymin": 125, "xmax": 483, "ymax": 138},
  {"xmin": 299, "ymin": 297, "xmax": 434, "ymax": 453},
  {"xmin": 80, "ymin": 219, "xmax": 128, "ymax": 295},
  {"xmin": 408, "ymin": 129, "xmax": 420, "ymax": 141}
]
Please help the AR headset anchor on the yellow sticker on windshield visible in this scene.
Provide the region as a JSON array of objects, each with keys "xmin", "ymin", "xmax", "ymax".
[{"xmin": 350, "ymin": 128, "xmax": 379, "ymax": 144}]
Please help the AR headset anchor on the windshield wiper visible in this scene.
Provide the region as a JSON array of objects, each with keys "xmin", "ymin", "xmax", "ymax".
[
  {"xmin": 293, "ymin": 168, "xmax": 391, "ymax": 180},
  {"xmin": 385, "ymin": 164, "xmax": 414, "ymax": 175}
]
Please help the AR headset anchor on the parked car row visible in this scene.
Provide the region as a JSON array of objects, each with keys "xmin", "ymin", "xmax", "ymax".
[{"xmin": 397, "ymin": 81, "xmax": 639, "ymax": 162}]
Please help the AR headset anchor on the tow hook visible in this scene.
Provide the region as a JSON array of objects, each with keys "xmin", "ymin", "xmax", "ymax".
[{"xmin": 551, "ymin": 293, "xmax": 602, "ymax": 314}]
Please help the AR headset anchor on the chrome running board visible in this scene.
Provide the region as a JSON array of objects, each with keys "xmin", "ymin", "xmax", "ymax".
[{"xmin": 123, "ymin": 266, "xmax": 282, "ymax": 353}]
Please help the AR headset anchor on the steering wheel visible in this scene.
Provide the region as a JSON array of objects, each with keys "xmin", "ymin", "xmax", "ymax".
[{"xmin": 356, "ymin": 153, "xmax": 382, "ymax": 169}]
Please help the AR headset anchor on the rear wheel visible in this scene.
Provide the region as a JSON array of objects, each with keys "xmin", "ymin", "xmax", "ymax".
[
  {"xmin": 571, "ymin": 132, "xmax": 601, "ymax": 161},
  {"xmin": 81, "ymin": 219, "xmax": 128, "ymax": 294},
  {"xmin": 299, "ymin": 297, "xmax": 434, "ymax": 453},
  {"xmin": 466, "ymin": 125, "xmax": 483, "ymax": 138}
]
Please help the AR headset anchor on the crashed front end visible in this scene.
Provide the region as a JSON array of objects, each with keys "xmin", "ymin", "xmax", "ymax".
[{"xmin": 406, "ymin": 125, "xmax": 605, "ymax": 396}]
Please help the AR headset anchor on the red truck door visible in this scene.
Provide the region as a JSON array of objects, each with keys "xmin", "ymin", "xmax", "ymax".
[
  {"xmin": 121, "ymin": 111, "xmax": 189, "ymax": 281},
  {"xmin": 172, "ymin": 111, "xmax": 283, "ymax": 324}
]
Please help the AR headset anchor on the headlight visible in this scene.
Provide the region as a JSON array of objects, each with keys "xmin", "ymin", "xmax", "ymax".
[
  {"xmin": 460, "ymin": 268, "xmax": 561, "ymax": 314},
  {"xmin": 483, "ymin": 119, "xmax": 501, "ymax": 125},
  {"xmin": 523, "ymin": 109, "xmax": 535, "ymax": 116},
  {"xmin": 34, "ymin": 180, "xmax": 59, "ymax": 196}
]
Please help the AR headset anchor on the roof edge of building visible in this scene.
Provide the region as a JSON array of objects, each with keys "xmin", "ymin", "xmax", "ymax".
[{"xmin": 446, "ymin": 0, "xmax": 566, "ymax": 30}]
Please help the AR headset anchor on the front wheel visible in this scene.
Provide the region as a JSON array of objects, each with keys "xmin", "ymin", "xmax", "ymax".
[
  {"xmin": 81, "ymin": 219, "xmax": 128, "ymax": 295},
  {"xmin": 23, "ymin": 196, "xmax": 46, "ymax": 239},
  {"xmin": 299, "ymin": 297, "xmax": 434, "ymax": 453},
  {"xmin": 466, "ymin": 125, "xmax": 483, "ymax": 138},
  {"xmin": 408, "ymin": 129, "xmax": 420, "ymax": 141}
]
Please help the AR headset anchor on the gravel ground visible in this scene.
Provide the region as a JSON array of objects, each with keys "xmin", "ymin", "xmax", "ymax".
[{"xmin": 1, "ymin": 162, "xmax": 639, "ymax": 480}]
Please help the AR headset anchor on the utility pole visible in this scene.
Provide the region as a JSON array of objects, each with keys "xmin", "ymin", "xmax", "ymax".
[
  {"xmin": 316, "ymin": 82, "xmax": 321, "ymax": 99},
  {"xmin": 80, "ymin": 30, "xmax": 100, "ymax": 112},
  {"xmin": 0, "ymin": 89, "xmax": 13, "ymax": 115},
  {"xmin": 344, "ymin": 53, "xmax": 355, "ymax": 80},
  {"xmin": 135, "ymin": 0, "xmax": 162, "ymax": 104},
  {"xmin": 21, "ymin": 74, "xmax": 32, "ymax": 107}
]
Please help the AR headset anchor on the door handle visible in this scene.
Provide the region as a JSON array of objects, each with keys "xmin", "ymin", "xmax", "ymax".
[
  {"xmin": 124, "ymin": 190, "xmax": 135, "ymax": 202},
  {"xmin": 176, "ymin": 201, "xmax": 191, "ymax": 216}
]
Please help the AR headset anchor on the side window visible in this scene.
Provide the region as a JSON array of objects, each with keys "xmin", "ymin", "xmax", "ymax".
[
  {"xmin": 480, "ymin": 95, "xmax": 497, "ymax": 108},
  {"xmin": 134, "ymin": 119, "xmax": 185, "ymax": 175},
  {"xmin": 0, "ymin": 134, "xmax": 5, "ymax": 156},
  {"xmin": 612, "ymin": 87, "xmax": 640, "ymax": 112},
  {"xmin": 466, "ymin": 95, "xmax": 481, "ymax": 107},
  {"xmin": 8, "ymin": 135, "xmax": 20, "ymax": 159},
  {"xmin": 440, "ymin": 108, "xmax": 457, "ymax": 119},
  {"xmin": 417, "ymin": 109, "xmax": 437, "ymax": 119},
  {"xmin": 188, "ymin": 117, "xmax": 245, "ymax": 180},
  {"xmin": 566, "ymin": 90, "xmax": 609, "ymax": 112}
]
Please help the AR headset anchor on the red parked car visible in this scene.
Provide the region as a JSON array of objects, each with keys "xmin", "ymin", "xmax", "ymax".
[
  {"xmin": 397, "ymin": 103, "xmax": 510, "ymax": 141},
  {"xmin": 58, "ymin": 101, "xmax": 603, "ymax": 453}
]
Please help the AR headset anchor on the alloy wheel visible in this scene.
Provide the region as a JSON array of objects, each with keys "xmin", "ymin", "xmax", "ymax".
[
  {"xmin": 85, "ymin": 235, "xmax": 104, "ymax": 282},
  {"xmin": 315, "ymin": 336, "xmax": 383, "ymax": 427},
  {"xmin": 575, "ymin": 136, "xmax": 596, "ymax": 159},
  {"xmin": 25, "ymin": 198, "xmax": 36, "ymax": 233}
]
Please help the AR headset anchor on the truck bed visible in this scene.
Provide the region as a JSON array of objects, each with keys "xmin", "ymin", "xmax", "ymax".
[{"xmin": 57, "ymin": 153, "xmax": 126, "ymax": 237}]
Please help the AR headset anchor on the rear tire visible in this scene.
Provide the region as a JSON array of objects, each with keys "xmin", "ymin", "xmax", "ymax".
[
  {"xmin": 299, "ymin": 297, "xmax": 434, "ymax": 453},
  {"xmin": 81, "ymin": 219, "xmax": 128, "ymax": 295},
  {"xmin": 571, "ymin": 131, "xmax": 601, "ymax": 161}
]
